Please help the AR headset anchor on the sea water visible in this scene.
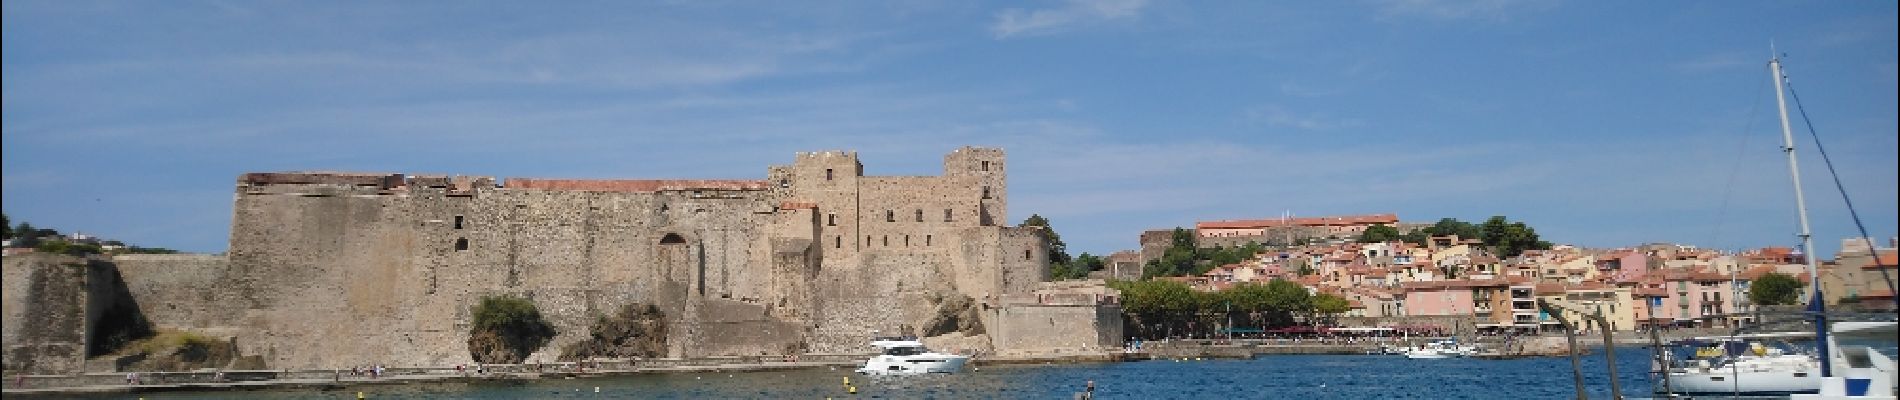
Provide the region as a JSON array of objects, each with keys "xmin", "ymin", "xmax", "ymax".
[{"xmin": 85, "ymin": 348, "xmax": 1668, "ymax": 399}]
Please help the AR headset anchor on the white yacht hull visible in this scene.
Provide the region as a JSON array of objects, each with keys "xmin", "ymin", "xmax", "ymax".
[
  {"xmin": 1668, "ymin": 369, "xmax": 1821, "ymax": 395},
  {"xmin": 856, "ymin": 354, "xmax": 970, "ymax": 375},
  {"xmin": 1405, "ymin": 350, "xmax": 1456, "ymax": 359}
]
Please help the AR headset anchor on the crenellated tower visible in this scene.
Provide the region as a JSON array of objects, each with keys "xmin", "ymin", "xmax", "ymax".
[{"xmin": 943, "ymin": 146, "xmax": 1007, "ymax": 226}]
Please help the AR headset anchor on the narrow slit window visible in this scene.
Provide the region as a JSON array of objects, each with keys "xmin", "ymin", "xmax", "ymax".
[
  {"xmin": 926, "ymin": 235, "xmax": 932, "ymax": 246},
  {"xmin": 1023, "ymin": 249, "xmax": 1031, "ymax": 260},
  {"xmin": 944, "ymin": 209, "xmax": 953, "ymax": 222},
  {"xmin": 981, "ymin": 160, "xmax": 989, "ymax": 171},
  {"xmin": 453, "ymin": 215, "xmax": 464, "ymax": 229},
  {"xmin": 835, "ymin": 236, "xmax": 842, "ymax": 248},
  {"xmin": 886, "ymin": 210, "xmax": 895, "ymax": 222},
  {"xmin": 905, "ymin": 235, "xmax": 910, "ymax": 246},
  {"xmin": 826, "ymin": 169, "xmax": 834, "ymax": 180},
  {"xmin": 828, "ymin": 213, "xmax": 837, "ymax": 226},
  {"xmin": 883, "ymin": 236, "xmax": 889, "ymax": 246}
]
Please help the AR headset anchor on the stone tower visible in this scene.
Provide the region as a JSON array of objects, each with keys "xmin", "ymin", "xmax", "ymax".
[{"xmin": 943, "ymin": 146, "xmax": 1007, "ymax": 226}]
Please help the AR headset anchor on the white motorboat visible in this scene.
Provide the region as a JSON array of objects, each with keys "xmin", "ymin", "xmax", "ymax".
[
  {"xmin": 855, "ymin": 338, "xmax": 970, "ymax": 375},
  {"xmin": 1405, "ymin": 340, "xmax": 1466, "ymax": 359}
]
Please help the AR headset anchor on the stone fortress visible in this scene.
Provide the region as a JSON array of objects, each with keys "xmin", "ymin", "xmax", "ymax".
[{"xmin": 2, "ymin": 147, "xmax": 1123, "ymax": 374}]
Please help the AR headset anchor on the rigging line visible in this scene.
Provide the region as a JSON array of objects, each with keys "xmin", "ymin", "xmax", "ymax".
[
  {"xmin": 1710, "ymin": 65, "xmax": 1771, "ymax": 248},
  {"xmin": 1783, "ymin": 78, "xmax": 1899, "ymax": 308}
]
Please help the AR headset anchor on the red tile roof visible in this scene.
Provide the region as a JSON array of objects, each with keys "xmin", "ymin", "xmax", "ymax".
[
  {"xmin": 1868, "ymin": 251, "xmax": 1897, "ymax": 269},
  {"xmin": 1740, "ymin": 265, "xmax": 1782, "ymax": 280},
  {"xmin": 1534, "ymin": 283, "xmax": 1567, "ymax": 295},
  {"xmin": 1197, "ymin": 213, "xmax": 1399, "ymax": 229},
  {"xmin": 1400, "ymin": 279, "xmax": 1511, "ymax": 290}
]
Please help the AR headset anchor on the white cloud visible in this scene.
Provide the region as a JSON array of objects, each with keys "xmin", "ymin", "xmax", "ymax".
[{"xmin": 990, "ymin": 0, "xmax": 1149, "ymax": 39}]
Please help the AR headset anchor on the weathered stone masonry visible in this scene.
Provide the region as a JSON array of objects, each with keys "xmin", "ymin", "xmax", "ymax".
[
  {"xmin": 220, "ymin": 147, "xmax": 1057, "ymax": 368},
  {"xmin": 2, "ymin": 147, "xmax": 1125, "ymax": 374}
]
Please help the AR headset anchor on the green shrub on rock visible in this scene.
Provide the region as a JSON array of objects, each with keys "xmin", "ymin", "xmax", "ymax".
[{"xmin": 467, "ymin": 295, "xmax": 556, "ymax": 364}]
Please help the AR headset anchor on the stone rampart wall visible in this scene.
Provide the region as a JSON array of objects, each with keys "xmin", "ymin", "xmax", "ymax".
[
  {"xmin": 110, "ymin": 254, "xmax": 235, "ymax": 336},
  {"xmin": 989, "ymin": 304, "xmax": 1122, "ymax": 355},
  {"xmin": 2, "ymin": 254, "xmax": 115, "ymax": 374}
]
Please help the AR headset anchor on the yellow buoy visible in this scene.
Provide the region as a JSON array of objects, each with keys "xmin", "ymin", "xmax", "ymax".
[
  {"xmin": 843, "ymin": 376, "xmax": 850, "ymax": 385},
  {"xmin": 848, "ymin": 385, "xmax": 857, "ymax": 394},
  {"xmin": 357, "ymin": 391, "xmax": 366, "ymax": 399},
  {"xmin": 594, "ymin": 386, "xmax": 600, "ymax": 393}
]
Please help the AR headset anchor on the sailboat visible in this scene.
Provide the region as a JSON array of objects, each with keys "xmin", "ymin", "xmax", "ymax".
[
  {"xmin": 1657, "ymin": 52, "xmax": 1898, "ymax": 399},
  {"xmin": 1755, "ymin": 53, "xmax": 1897, "ymax": 399}
]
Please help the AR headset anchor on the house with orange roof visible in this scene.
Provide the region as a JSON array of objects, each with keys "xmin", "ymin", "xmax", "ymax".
[
  {"xmin": 1817, "ymin": 243, "xmax": 1897, "ymax": 311},
  {"xmin": 1597, "ymin": 250, "xmax": 1650, "ymax": 283},
  {"xmin": 1645, "ymin": 267, "xmax": 1744, "ymax": 328},
  {"xmin": 1400, "ymin": 279, "xmax": 1503, "ymax": 318},
  {"xmin": 1536, "ymin": 282, "xmax": 1637, "ymax": 331},
  {"xmin": 1202, "ymin": 264, "xmax": 1238, "ymax": 283}
]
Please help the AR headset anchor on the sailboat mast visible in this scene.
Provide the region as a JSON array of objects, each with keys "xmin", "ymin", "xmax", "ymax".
[
  {"xmin": 1769, "ymin": 56, "xmax": 1822, "ymax": 297},
  {"xmin": 1769, "ymin": 54, "xmax": 1830, "ymax": 377}
]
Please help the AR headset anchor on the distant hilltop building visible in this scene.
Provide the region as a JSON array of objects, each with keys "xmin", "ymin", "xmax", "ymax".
[
  {"xmin": 2, "ymin": 147, "xmax": 1124, "ymax": 374},
  {"xmin": 1198, "ymin": 213, "xmax": 1402, "ymax": 242},
  {"xmin": 1137, "ymin": 213, "xmax": 1413, "ymax": 263}
]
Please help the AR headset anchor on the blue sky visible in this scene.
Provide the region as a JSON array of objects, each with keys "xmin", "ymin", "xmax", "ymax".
[{"xmin": 3, "ymin": 0, "xmax": 1895, "ymax": 259}]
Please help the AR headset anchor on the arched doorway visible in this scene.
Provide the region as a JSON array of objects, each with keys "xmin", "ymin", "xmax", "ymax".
[{"xmin": 656, "ymin": 232, "xmax": 700, "ymax": 296}]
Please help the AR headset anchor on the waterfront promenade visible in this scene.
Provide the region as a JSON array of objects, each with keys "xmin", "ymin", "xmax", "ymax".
[
  {"xmin": 4, "ymin": 357, "xmax": 859, "ymax": 396},
  {"xmin": 2, "ymin": 352, "xmax": 1143, "ymax": 396}
]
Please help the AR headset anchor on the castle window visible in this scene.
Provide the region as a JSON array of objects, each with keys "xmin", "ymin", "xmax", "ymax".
[
  {"xmin": 1023, "ymin": 249, "xmax": 1031, "ymax": 260},
  {"xmin": 828, "ymin": 213, "xmax": 837, "ymax": 226},
  {"xmin": 455, "ymin": 238, "xmax": 469, "ymax": 251},
  {"xmin": 836, "ymin": 236, "xmax": 842, "ymax": 249},
  {"xmin": 826, "ymin": 169, "xmax": 834, "ymax": 180},
  {"xmin": 905, "ymin": 235, "xmax": 911, "ymax": 246},
  {"xmin": 867, "ymin": 236, "xmax": 872, "ymax": 246},
  {"xmin": 926, "ymin": 235, "xmax": 932, "ymax": 246},
  {"xmin": 883, "ymin": 236, "xmax": 889, "ymax": 246},
  {"xmin": 454, "ymin": 215, "xmax": 464, "ymax": 229},
  {"xmin": 915, "ymin": 210, "xmax": 923, "ymax": 222},
  {"xmin": 944, "ymin": 209, "xmax": 953, "ymax": 222},
  {"xmin": 981, "ymin": 160, "xmax": 989, "ymax": 171},
  {"xmin": 982, "ymin": 186, "xmax": 991, "ymax": 199},
  {"xmin": 886, "ymin": 210, "xmax": 894, "ymax": 222}
]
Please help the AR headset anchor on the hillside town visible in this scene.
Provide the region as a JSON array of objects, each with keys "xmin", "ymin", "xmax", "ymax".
[{"xmin": 1093, "ymin": 213, "xmax": 1898, "ymax": 334}]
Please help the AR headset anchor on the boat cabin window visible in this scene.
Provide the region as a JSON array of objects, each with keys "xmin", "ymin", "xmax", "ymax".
[{"xmin": 883, "ymin": 346, "xmax": 924, "ymax": 356}]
